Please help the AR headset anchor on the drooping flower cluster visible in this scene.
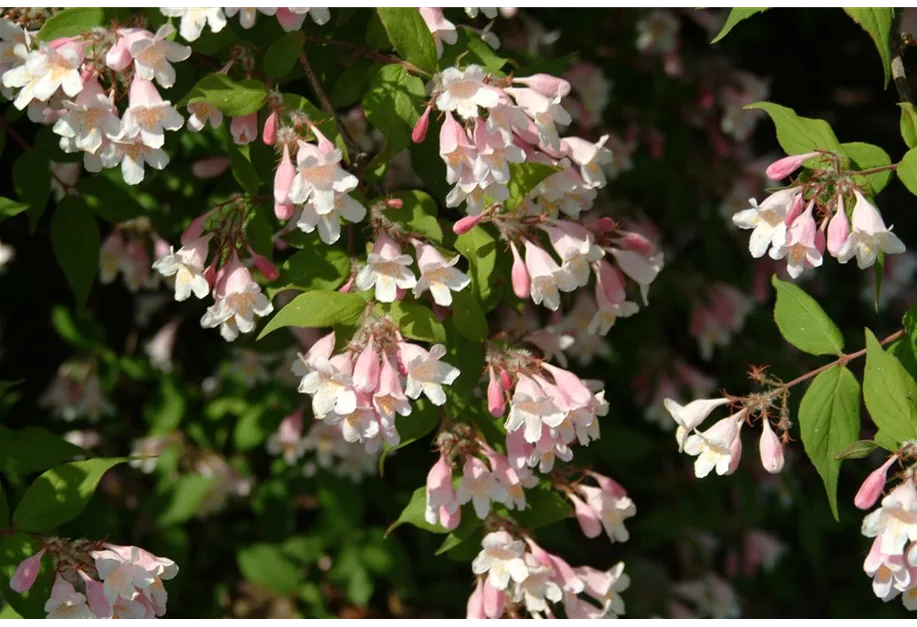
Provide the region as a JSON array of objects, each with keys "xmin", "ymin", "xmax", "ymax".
[
  {"xmin": 10, "ymin": 540, "xmax": 178, "ymax": 619},
  {"xmin": 733, "ymin": 154, "xmax": 906, "ymax": 277},
  {"xmin": 292, "ymin": 323, "xmax": 460, "ymax": 455},
  {"xmin": 467, "ymin": 530, "xmax": 629, "ymax": 618}
]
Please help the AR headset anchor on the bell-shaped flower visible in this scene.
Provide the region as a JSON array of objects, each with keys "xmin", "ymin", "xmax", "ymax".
[
  {"xmin": 837, "ymin": 189, "xmax": 906, "ymax": 269},
  {"xmin": 355, "ymin": 235, "xmax": 417, "ymax": 302},
  {"xmin": 412, "ymin": 242, "xmax": 470, "ymax": 306}
]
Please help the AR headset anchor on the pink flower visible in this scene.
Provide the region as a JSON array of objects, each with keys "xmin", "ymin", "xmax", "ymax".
[
  {"xmin": 425, "ymin": 451, "xmax": 460, "ymax": 528},
  {"xmin": 758, "ymin": 419, "xmax": 784, "ymax": 474},
  {"xmin": 856, "ymin": 455, "xmax": 898, "ymax": 510},
  {"xmin": 230, "ymin": 112, "xmax": 257, "ymax": 145},
  {"xmin": 765, "ymin": 151, "xmax": 819, "ymax": 180},
  {"xmin": 10, "ymin": 547, "xmax": 45, "ymax": 593}
]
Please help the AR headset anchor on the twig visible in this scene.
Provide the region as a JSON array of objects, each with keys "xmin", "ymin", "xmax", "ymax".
[
  {"xmin": 297, "ymin": 50, "xmax": 359, "ymax": 154},
  {"xmin": 301, "ymin": 33, "xmax": 431, "ymax": 78}
]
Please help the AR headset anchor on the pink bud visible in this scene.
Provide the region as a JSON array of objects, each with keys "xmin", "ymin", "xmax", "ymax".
[
  {"xmin": 262, "ymin": 110, "xmax": 278, "ymax": 145},
  {"xmin": 467, "ymin": 578, "xmax": 486, "ymax": 619},
  {"xmin": 453, "ymin": 214, "xmax": 484, "ymax": 235},
  {"xmin": 482, "ymin": 580, "xmax": 505, "ymax": 619},
  {"xmin": 231, "ymin": 112, "xmax": 258, "ymax": 145},
  {"xmin": 765, "ymin": 151, "xmax": 819, "ymax": 181},
  {"xmin": 10, "ymin": 548, "xmax": 45, "ymax": 593},
  {"xmin": 826, "ymin": 198, "xmax": 850, "ymax": 257},
  {"xmin": 855, "ymin": 455, "xmax": 898, "ymax": 510},
  {"xmin": 487, "ymin": 366, "xmax": 506, "ymax": 417},
  {"xmin": 353, "ymin": 338, "xmax": 381, "ymax": 393},
  {"xmin": 758, "ymin": 419, "xmax": 784, "ymax": 474},
  {"xmin": 509, "ymin": 241, "xmax": 530, "ymax": 299},
  {"xmin": 570, "ymin": 493, "xmax": 601, "ymax": 538},
  {"xmin": 274, "ymin": 144, "xmax": 296, "ymax": 206},
  {"xmin": 249, "ymin": 251, "xmax": 279, "ymax": 282},
  {"xmin": 591, "ymin": 217, "xmax": 617, "ymax": 234},
  {"xmin": 412, "ymin": 103, "xmax": 432, "ymax": 144},
  {"xmin": 513, "ymin": 73, "xmax": 572, "ymax": 99},
  {"xmin": 499, "ymin": 368, "xmax": 513, "ymax": 391}
]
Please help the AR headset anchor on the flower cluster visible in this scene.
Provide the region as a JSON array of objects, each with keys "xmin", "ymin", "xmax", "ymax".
[
  {"xmin": 468, "ymin": 530, "xmax": 629, "ymax": 618},
  {"xmin": 292, "ymin": 326, "xmax": 460, "ymax": 454},
  {"xmin": 733, "ymin": 153, "xmax": 906, "ymax": 278},
  {"xmin": 10, "ymin": 540, "xmax": 177, "ymax": 619}
]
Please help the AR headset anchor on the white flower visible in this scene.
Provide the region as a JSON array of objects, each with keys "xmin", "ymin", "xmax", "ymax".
[
  {"xmin": 505, "ymin": 375, "xmax": 566, "ymax": 444},
  {"xmin": 456, "ymin": 457, "xmax": 508, "ymax": 519},
  {"xmin": 731, "ymin": 187, "xmax": 800, "ymax": 258},
  {"xmin": 435, "ymin": 65, "xmax": 501, "ymax": 120},
  {"xmin": 471, "ymin": 531, "xmax": 529, "ymax": 591},
  {"xmin": 400, "ymin": 343, "xmax": 460, "ymax": 406},
  {"xmin": 160, "ymin": 8, "xmax": 227, "ymax": 42},
  {"xmin": 3, "ymin": 40, "xmax": 84, "ymax": 110},
  {"xmin": 354, "ymin": 235, "xmax": 417, "ymax": 303},
  {"xmin": 129, "ymin": 24, "xmax": 191, "ymax": 88},
  {"xmin": 413, "ymin": 243, "xmax": 470, "ymax": 306}
]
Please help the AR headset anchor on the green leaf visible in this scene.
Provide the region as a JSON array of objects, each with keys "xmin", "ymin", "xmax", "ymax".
[
  {"xmin": 383, "ymin": 301, "xmax": 446, "ymax": 343},
  {"xmin": 50, "ymin": 196, "xmax": 100, "ymax": 312},
  {"xmin": 435, "ymin": 511, "xmax": 483, "ymax": 556},
  {"xmin": 506, "ymin": 162, "xmax": 560, "ymax": 210},
  {"xmin": 76, "ymin": 175, "xmax": 146, "ymax": 223},
  {"xmin": 0, "ymin": 197, "xmax": 29, "ymax": 222},
  {"xmin": 863, "ymin": 328, "xmax": 917, "ymax": 447},
  {"xmin": 0, "ymin": 532, "xmax": 53, "ymax": 618},
  {"xmin": 12, "ymin": 149, "xmax": 51, "ymax": 231},
  {"xmin": 157, "ymin": 474, "xmax": 217, "ymax": 526},
  {"xmin": 771, "ymin": 275, "xmax": 844, "ymax": 356},
  {"xmin": 513, "ymin": 483, "xmax": 574, "ymax": 530},
  {"xmin": 842, "ymin": 142, "xmax": 893, "ymax": 195},
  {"xmin": 183, "ymin": 74, "xmax": 268, "ymax": 117},
  {"xmin": 798, "ymin": 366, "xmax": 861, "ymax": 521},
  {"xmin": 897, "ymin": 148, "xmax": 917, "ymax": 197},
  {"xmin": 450, "ymin": 289, "xmax": 488, "ymax": 342},
  {"xmin": 455, "ymin": 226, "xmax": 498, "ymax": 304},
  {"xmin": 900, "ymin": 103, "xmax": 917, "ymax": 149},
  {"xmin": 36, "ymin": 7, "xmax": 105, "ymax": 41},
  {"xmin": 844, "ymin": 8, "xmax": 894, "ymax": 87},
  {"xmin": 386, "ymin": 190, "xmax": 443, "ymax": 244},
  {"xmin": 228, "ymin": 142, "xmax": 260, "ymax": 196},
  {"xmin": 259, "ymin": 291, "xmax": 366, "ymax": 338},
  {"xmin": 376, "ymin": 8, "xmax": 438, "ymax": 73},
  {"xmin": 834, "ymin": 439, "xmax": 880, "ymax": 461},
  {"xmin": 746, "ymin": 102, "xmax": 845, "ymax": 164},
  {"xmin": 237, "ymin": 544, "xmax": 301, "ymax": 595},
  {"xmin": 711, "ymin": 8, "xmax": 769, "ymax": 43},
  {"xmin": 0, "ymin": 426, "xmax": 86, "ymax": 475},
  {"xmin": 363, "ymin": 64, "xmax": 426, "ymax": 161},
  {"xmin": 12, "ymin": 458, "xmax": 129, "ymax": 532},
  {"xmin": 386, "ymin": 487, "xmax": 449, "ymax": 535},
  {"xmin": 264, "ymin": 31, "xmax": 305, "ymax": 78},
  {"xmin": 270, "ymin": 243, "xmax": 351, "ymax": 295}
]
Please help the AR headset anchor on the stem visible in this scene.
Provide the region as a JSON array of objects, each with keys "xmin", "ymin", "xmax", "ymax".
[
  {"xmin": 297, "ymin": 50, "xmax": 359, "ymax": 154},
  {"xmin": 781, "ymin": 329, "xmax": 904, "ymax": 390},
  {"xmin": 300, "ymin": 33, "xmax": 431, "ymax": 78}
]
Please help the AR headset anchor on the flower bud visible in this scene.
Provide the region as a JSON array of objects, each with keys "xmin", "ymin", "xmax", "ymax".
[
  {"xmin": 765, "ymin": 151, "xmax": 819, "ymax": 181},
  {"xmin": 412, "ymin": 103, "xmax": 432, "ymax": 144},
  {"xmin": 855, "ymin": 455, "xmax": 897, "ymax": 510},
  {"xmin": 509, "ymin": 241, "xmax": 530, "ymax": 299},
  {"xmin": 262, "ymin": 110, "xmax": 278, "ymax": 145},
  {"xmin": 10, "ymin": 548, "xmax": 45, "ymax": 593},
  {"xmin": 453, "ymin": 214, "xmax": 484, "ymax": 235},
  {"xmin": 758, "ymin": 419, "xmax": 785, "ymax": 474}
]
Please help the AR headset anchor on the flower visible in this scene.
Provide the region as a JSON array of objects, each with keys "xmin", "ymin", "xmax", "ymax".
[
  {"xmin": 400, "ymin": 342, "xmax": 460, "ymax": 406},
  {"xmin": 355, "ymin": 235, "xmax": 417, "ymax": 303},
  {"xmin": 471, "ymin": 531, "xmax": 529, "ymax": 591},
  {"xmin": 412, "ymin": 243, "xmax": 471, "ymax": 306},
  {"xmin": 837, "ymin": 189, "xmax": 906, "ymax": 269}
]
